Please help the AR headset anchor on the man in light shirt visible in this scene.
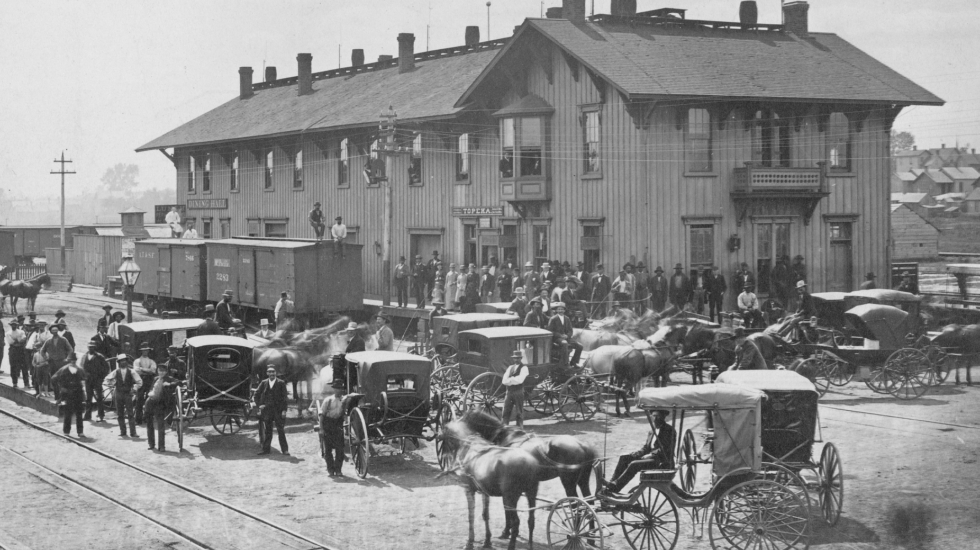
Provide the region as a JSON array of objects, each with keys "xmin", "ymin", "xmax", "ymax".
[
  {"xmin": 255, "ymin": 318, "xmax": 275, "ymax": 340},
  {"xmin": 182, "ymin": 222, "xmax": 199, "ymax": 239},
  {"xmin": 6, "ymin": 321, "xmax": 29, "ymax": 388},
  {"xmin": 274, "ymin": 291, "xmax": 294, "ymax": 327},
  {"xmin": 165, "ymin": 206, "xmax": 182, "ymax": 238},
  {"xmin": 133, "ymin": 343, "xmax": 157, "ymax": 425},
  {"xmin": 106, "ymin": 354, "xmax": 142, "ymax": 437},
  {"xmin": 374, "ymin": 314, "xmax": 394, "ymax": 351},
  {"xmin": 501, "ymin": 349, "xmax": 530, "ymax": 429},
  {"xmin": 737, "ymin": 284, "xmax": 764, "ymax": 329},
  {"xmin": 330, "ymin": 216, "xmax": 347, "ymax": 258}
]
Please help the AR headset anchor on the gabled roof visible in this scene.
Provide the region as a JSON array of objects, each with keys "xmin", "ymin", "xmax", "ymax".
[
  {"xmin": 891, "ymin": 192, "xmax": 927, "ymax": 204},
  {"xmin": 912, "ymin": 168, "xmax": 953, "ymax": 184},
  {"xmin": 137, "ymin": 42, "xmax": 506, "ymax": 151},
  {"xmin": 458, "ymin": 18, "xmax": 943, "ymax": 106},
  {"xmin": 893, "ymin": 172, "xmax": 917, "ymax": 182},
  {"xmin": 941, "ymin": 167, "xmax": 980, "ymax": 181},
  {"xmin": 894, "ymin": 149, "xmax": 926, "ymax": 158}
]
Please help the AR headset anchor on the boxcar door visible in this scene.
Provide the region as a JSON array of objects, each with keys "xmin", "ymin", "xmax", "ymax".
[
  {"xmin": 157, "ymin": 247, "xmax": 172, "ymax": 296},
  {"xmin": 254, "ymin": 249, "xmax": 277, "ymax": 309},
  {"xmin": 238, "ymin": 249, "xmax": 257, "ymax": 305}
]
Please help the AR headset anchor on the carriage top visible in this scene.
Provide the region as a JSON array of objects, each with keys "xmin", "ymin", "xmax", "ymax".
[
  {"xmin": 122, "ymin": 318, "xmax": 207, "ymax": 333},
  {"xmin": 715, "ymin": 370, "xmax": 818, "ymax": 394},
  {"xmin": 811, "ymin": 292, "xmax": 848, "ymax": 303},
  {"xmin": 344, "ymin": 351, "xmax": 433, "ymax": 405},
  {"xmin": 637, "ymin": 384, "xmax": 765, "ymax": 411},
  {"xmin": 118, "ymin": 318, "xmax": 206, "ymax": 361},
  {"xmin": 185, "ymin": 335, "xmax": 266, "ymax": 349},
  {"xmin": 846, "ymin": 289, "xmax": 920, "ymax": 304},
  {"xmin": 844, "ymin": 304, "xmax": 914, "ymax": 349}
]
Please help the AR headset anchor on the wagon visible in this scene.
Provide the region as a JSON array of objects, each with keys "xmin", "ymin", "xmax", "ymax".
[
  {"xmin": 116, "ymin": 318, "xmax": 204, "ymax": 363},
  {"xmin": 340, "ymin": 351, "xmax": 452, "ymax": 478},
  {"xmin": 172, "ymin": 335, "xmax": 264, "ymax": 450},
  {"xmin": 546, "ymin": 384, "xmax": 811, "ymax": 550},
  {"xmin": 457, "ymin": 326, "xmax": 602, "ymax": 422}
]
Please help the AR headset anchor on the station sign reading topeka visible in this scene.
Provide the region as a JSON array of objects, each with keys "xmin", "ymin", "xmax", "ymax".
[
  {"xmin": 451, "ymin": 206, "xmax": 503, "ymax": 216},
  {"xmin": 187, "ymin": 198, "xmax": 229, "ymax": 210}
]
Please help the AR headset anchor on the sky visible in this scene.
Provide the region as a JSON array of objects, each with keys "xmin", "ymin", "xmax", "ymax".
[{"xmin": 1, "ymin": 0, "xmax": 977, "ymax": 198}]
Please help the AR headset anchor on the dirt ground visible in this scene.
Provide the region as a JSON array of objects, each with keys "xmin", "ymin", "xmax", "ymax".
[{"xmin": 2, "ymin": 287, "xmax": 980, "ymax": 550}]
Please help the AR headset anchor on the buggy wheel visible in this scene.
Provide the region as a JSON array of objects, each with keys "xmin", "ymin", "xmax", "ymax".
[
  {"xmin": 795, "ymin": 357, "xmax": 830, "ymax": 397},
  {"xmin": 710, "ymin": 479, "xmax": 810, "ymax": 550},
  {"xmin": 526, "ymin": 379, "xmax": 559, "ymax": 416},
  {"xmin": 822, "ymin": 353, "xmax": 853, "ymax": 386},
  {"xmin": 558, "ymin": 375, "xmax": 602, "ymax": 422},
  {"xmin": 922, "ymin": 345, "xmax": 951, "ymax": 385},
  {"xmin": 818, "ymin": 443, "xmax": 844, "ymax": 526},
  {"xmin": 864, "ymin": 367, "xmax": 891, "ymax": 394},
  {"xmin": 211, "ymin": 410, "xmax": 245, "ymax": 435},
  {"xmin": 679, "ymin": 429, "xmax": 698, "ymax": 493},
  {"xmin": 347, "ymin": 407, "xmax": 370, "ymax": 479},
  {"xmin": 761, "ymin": 462, "xmax": 811, "ymax": 514},
  {"xmin": 613, "ymin": 486, "xmax": 679, "ymax": 550},
  {"xmin": 430, "ymin": 364, "xmax": 462, "ymax": 395},
  {"xmin": 174, "ymin": 386, "xmax": 185, "ymax": 452},
  {"xmin": 462, "ymin": 372, "xmax": 504, "ymax": 419},
  {"xmin": 884, "ymin": 348, "xmax": 931, "ymax": 400},
  {"xmin": 546, "ymin": 497, "xmax": 605, "ymax": 550},
  {"xmin": 437, "ymin": 400, "xmax": 454, "ymax": 427},
  {"xmin": 434, "ymin": 420, "xmax": 453, "ymax": 471}
]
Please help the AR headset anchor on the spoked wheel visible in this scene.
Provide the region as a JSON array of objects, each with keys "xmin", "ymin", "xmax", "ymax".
[
  {"xmin": 347, "ymin": 407, "xmax": 370, "ymax": 479},
  {"xmin": 864, "ymin": 367, "xmax": 892, "ymax": 394},
  {"xmin": 558, "ymin": 375, "xmax": 602, "ymax": 422},
  {"xmin": 174, "ymin": 386, "xmax": 185, "ymax": 451},
  {"xmin": 437, "ymin": 400, "xmax": 454, "ymax": 427},
  {"xmin": 760, "ymin": 462, "xmax": 811, "ymax": 514},
  {"xmin": 922, "ymin": 345, "xmax": 951, "ymax": 385},
  {"xmin": 884, "ymin": 348, "xmax": 931, "ymax": 400},
  {"xmin": 794, "ymin": 356, "xmax": 831, "ymax": 397},
  {"xmin": 613, "ymin": 486, "xmax": 679, "ymax": 550},
  {"xmin": 462, "ymin": 372, "xmax": 504, "ymax": 419},
  {"xmin": 434, "ymin": 422, "xmax": 454, "ymax": 472},
  {"xmin": 210, "ymin": 410, "xmax": 245, "ymax": 435},
  {"xmin": 710, "ymin": 479, "xmax": 810, "ymax": 550},
  {"xmin": 679, "ymin": 429, "xmax": 698, "ymax": 493},
  {"xmin": 822, "ymin": 353, "xmax": 854, "ymax": 386},
  {"xmin": 430, "ymin": 364, "xmax": 462, "ymax": 395},
  {"xmin": 818, "ymin": 443, "xmax": 844, "ymax": 526},
  {"xmin": 547, "ymin": 497, "xmax": 605, "ymax": 550},
  {"xmin": 526, "ymin": 379, "xmax": 560, "ymax": 416}
]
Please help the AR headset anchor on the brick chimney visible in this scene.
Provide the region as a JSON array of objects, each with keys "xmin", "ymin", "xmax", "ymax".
[
  {"xmin": 546, "ymin": 7, "xmax": 563, "ymax": 18},
  {"xmin": 782, "ymin": 1, "xmax": 809, "ymax": 38},
  {"xmin": 239, "ymin": 67, "xmax": 254, "ymax": 100},
  {"xmin": 465, "ymin": 26, "xmax": 480, "ymax": 46},
  {"xmin": 265, "ymin": 66, "xmax": 277, "ymax": 82},
  {"xmin": 739, "ymin": 1, "xmax": 758, "ymax": 26},
  {"xmin": 297, "ymin": 53, "xmax": 313, "ymax": 95},
  {"xmin": 397, "ymin": 33, "xmax": 416, "ymax": 73},
  {"xmin": 379, "ymin": 55, "xmax": 394, "ymax": 63},
  {"xmin": 562, "ymin": 0, "xmax": 586, "ymax": 23},
  {"xmin": 352, "ymin": 49, "xmax": 365, "ymax": 67},
  {"xmin": 610, "ymin": 0, "xmax": 637, "ymax": 17}
]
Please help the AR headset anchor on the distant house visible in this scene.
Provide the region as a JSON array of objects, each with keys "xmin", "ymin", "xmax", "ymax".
[
  {"xmin": 891, "ymin": 203, "xmax": 939, "ymax": 259},
  {"xmin": 893, "ymin": 148, "xmax": 930, "ymax": 173},
  {"xmin": 891, "ymin": 171, "xmax": 917, "ymax": 193},
  {"xmin": 894, "ymin": 146, "xmax": 980, "ymax": 173},
  {"xmin": 940, "ymin": 167, "xmax": 980, "ymax": 193},
  {"xmin": 891, "ymin": 192, "xmax": 934, "ymax": 216},
  {"xmin": 910, "ymin": 168, "xmax": 954, "ymax": 195},
  {"xmin": 964, "ymin": 187, "xmax": 980, "ymax": 214}
]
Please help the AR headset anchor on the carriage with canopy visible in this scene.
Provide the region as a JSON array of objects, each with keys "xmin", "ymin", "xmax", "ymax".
[
  {"xmin": 172, "ymin": 335, "xmax": 263, "ymax": 450},
  {"xmin": 545, "ymin": 383, "xmax": 811, "ymax": 550}
]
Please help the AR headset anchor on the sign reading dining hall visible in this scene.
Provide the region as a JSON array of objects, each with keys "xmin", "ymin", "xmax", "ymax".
[
  {"xmin": 187, "ymin": 198, "xmax": 228, "ymax": 210},
  {"xmin": 451, "ymin": 206, "xmax": 504, "ymax": 217}
]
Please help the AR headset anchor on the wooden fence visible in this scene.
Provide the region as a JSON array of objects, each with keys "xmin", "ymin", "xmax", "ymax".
[{"xmin": 15, "ymin": 265, "xmax": 46, "ymax": 279}]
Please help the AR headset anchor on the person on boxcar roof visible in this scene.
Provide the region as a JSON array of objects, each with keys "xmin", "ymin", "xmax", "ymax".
[
  {"xmin": 165, "ymin": 206, "xmax": 182, "ymax": 238},
  {"xmin": 309, "ymin": 202, "xmax": 326, "ymax": 241},
  {"xmin": 215, "ymin": 290, "xmax": 234, "ymax": 330},
  {"xmin": 330, "ymin": 216, "xmax": 347, "ymax": 259},
  {"xmin": 198, "ymin": 305, "xmax": 222, "ymax": 336},
  {"xmin": 181, "ymin": 222, "xmax": 199, "ymax": 239}
]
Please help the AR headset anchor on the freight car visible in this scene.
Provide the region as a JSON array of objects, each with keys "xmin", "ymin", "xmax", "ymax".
[
  {"xmin": 0, "ymin": 225, "xmax": 93, "ymax": 263},
  {"xmin": 134, "ymin": 239, "xmax": 210, "ymax": 315}
]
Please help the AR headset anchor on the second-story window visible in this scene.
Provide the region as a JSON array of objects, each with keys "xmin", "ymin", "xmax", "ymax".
[
  {"xmin": 203, "ymin": 156, "xmax": 211, "ymax": 192},
  {"xmin": 264, "ymin": 150, "xmax": 274, "ymax": 190},
  {"xmin": 685, "ymin": 108, "xmax": 713, "ymax": 173},
  {"xmin": 293, "ymin": 148, "xmax": 303, "ymax": 189},
  {"xmin": 827, "ymin": 112, "xmax": 852, "ymax": 171},
  {"xmin": 366, "ymin": 139, "xmax": 385, "ymax": 185},
  {"xmin": 500, "ymin": 117, "xmax": 544, "ymax": 178},
  {"xmin": 408, "ymin": 133, "xmax": 423, "ymax": 185},
  {"xmin": 187, "ymin": 155, "xmax": 196, "ymax": 193},
  {"xmin": 583, "ymin": 110, "xmax": 601, "ymax": 174},
  {"xmin": 230, "ymin": 154, "xmax": 239, "ymax": 192},
  {"xmin": 457, "ymin": 133, "xmax": 470, "ymax": 181},
  {"xmin": 752, "ymin": 110, "xmax": 791, "ymax": 168},
  {"xmin": 338, "ymin": 138, "xmax": 349, "ymax": 187}
]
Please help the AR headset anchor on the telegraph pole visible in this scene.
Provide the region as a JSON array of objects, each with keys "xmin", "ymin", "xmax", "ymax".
[
  {"xmin": 377, "ymin": 105, "xmax": 411, "ymax": 307},
  {"xmin": 50, "ymin": 151, "xmax": 75, "ymax": 273}
]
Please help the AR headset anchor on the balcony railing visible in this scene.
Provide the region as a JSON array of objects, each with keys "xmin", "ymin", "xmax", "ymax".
[{"xmin": 733, "ymin": 163, "xmax": 827, "ymax": 194}]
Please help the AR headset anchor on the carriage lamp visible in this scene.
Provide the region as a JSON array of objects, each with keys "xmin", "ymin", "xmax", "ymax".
[
  {"xmin": 118, "ymin": 255, "xmax": 142, "ymax": 323},
  {"xmin": 728, "ymin": 234, "xmax": 741, "ymax": 253}
]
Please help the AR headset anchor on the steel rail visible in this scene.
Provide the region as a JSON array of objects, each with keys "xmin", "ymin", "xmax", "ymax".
[{"xmin": 0, "ymin": 405, "xmax": 338, "ymax": 550}]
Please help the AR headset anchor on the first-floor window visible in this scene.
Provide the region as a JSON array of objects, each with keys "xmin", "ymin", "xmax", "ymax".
[
  {"xmin": 755, "ymin": 221, "xmax": 791, "ymax": 295},
  {"xmin": 464, "ymin": 223, "xmax": 477, "ymax": 266},
  {"xmin": 533, "ymin": 225, "xmax": 549, "ymax": 267},
  {"xmin": 689, "ymin": 225, "xmax": 714, "ymax": 270}
]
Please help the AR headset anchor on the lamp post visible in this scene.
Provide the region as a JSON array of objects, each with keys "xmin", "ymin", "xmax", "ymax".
[{"xmin": 118, "ymin": 255, "xmax": 142, "ymax": 323}]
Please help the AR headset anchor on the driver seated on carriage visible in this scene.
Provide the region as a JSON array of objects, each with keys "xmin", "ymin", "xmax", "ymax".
[
  {"xmin": 546, "ymin": 302, "xmax": 583, "ymax": 369},
  {"xmin": 737, "ymin": 284, "xmax": 765, "ymax": 329},
  {"xmin": 604, "ymin": 409, "xmax": 676, "ymax": 494}
]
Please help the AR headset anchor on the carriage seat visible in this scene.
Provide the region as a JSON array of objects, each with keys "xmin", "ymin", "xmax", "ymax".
[{"xmin": 639, "ymin": 469, "xmax": 676, "ymax": 484}]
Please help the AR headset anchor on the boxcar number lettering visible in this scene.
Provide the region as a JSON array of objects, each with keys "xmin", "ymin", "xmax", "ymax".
[
  {"xmin": 186, "ymin": 254, "xmax": 195, "ymax": 261},
  {"xmin": 241, "ymin": 258, "xmax": 251, "ymax": 264},
  {"xmin": 215, "ymin": 259, "xmax": 230, "ymax": 268},
  {"xmin": 216, "ymin": 273, "xmax": 229, "ymax": 282}
]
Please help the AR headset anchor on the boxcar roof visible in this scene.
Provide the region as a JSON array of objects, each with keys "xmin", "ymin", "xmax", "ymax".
[
  {"xmin": 846, "ymin": 289, "xmax": 920, "ymax": 303},
  {"xmin": 138, "ymin": 238, "xmax": 210, "ymax": 246},
  {"xmin": 122, "ymin": 319, "xmax": 205, "ymax": 333},
  {"xmin": 185, "ymin": 335, "xmax": 264, "ymax": 349},
  {"xmin": 716, "ymin": 370, "xmax": 818, "ymax": 394},
  {"xmin": 459, "ymin": 326, "xmax": 553, "ymax": 339},
  {"xmin": 209, "ymin": 238, "xmax": 317, "ymax": 249},
  {"xmin": 638, "ymin": 384, "xmax": 764, "ymax": 410}
]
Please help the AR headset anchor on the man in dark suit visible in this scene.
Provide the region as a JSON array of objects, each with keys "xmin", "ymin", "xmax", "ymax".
[
  {"xmin": 215, "ymin": 290, "xmax": 235, "ymax": 330},
  {"xmin": 198, "ymin": 305, "xmax": 223, "ymax": 336},
  {"xmin": 426, "ymin": 250, "xmax": 442, "ymax": 300},
  {"xmin": 411, "ymin": 255, "xmax": 428, "ymax": 309},
  {"xmin": 523, "ymin": 299, "xmax": 548, "ymax": 329},
  {"xmin": 705, "ymin": 265, "xmax": 727, "ymax": 324},
  {"xmin": 669, "ymin": 264, "xmax": 691, "ymax": 312},
  {"xmin": 547, "ymin": 303, "xmax": 582, "ymax": 367},
  {"xmin": 254, "ymin": 367, "xmax": 289, "ymax": 455},
  {"xmin": 649, "ymin": 266, "xmax": 669, "ymax": 313},
  {"xmin": 589, "ymin": 264, "xmax": 612, "ymax": 319}
]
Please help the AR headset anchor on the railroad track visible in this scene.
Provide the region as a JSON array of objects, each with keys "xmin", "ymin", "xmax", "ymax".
[{"xmin": 0, "ymin": 405, "xmax": 338, "ymax": 550}]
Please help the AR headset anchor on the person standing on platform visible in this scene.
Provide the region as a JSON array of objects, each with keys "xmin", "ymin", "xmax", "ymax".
[
  {"xmin": 316, "ymin": 378, "xmax": 352, "ymax": 476},
  {"xmin": 309, "ymin": 202, "xmax": 326, "ymax": 241},
  {"xmin": 501, "ymin": 350, "xmax": 529, "ymax": 429},
  {"xmin": 374, "ymin": 314, "xmax": 394, "ymax": 351},
  {"xmin": 669, "ymin": 264, "xmax": 691, "ymax": 312},
  {"xmin": 445, "ymin": 263, "xmax": 459, "ymax": 311},
  {"xmin": 41, "ymin": 324, "xmax": 73, "ymax": 393},
  {"xmin": 411, "ymin": 255, "xmax": 428, "ymax": 309},
  {"xmin": 496, "ymin": 263, "xmax": 514, "ymax": 303},
  {"xmin": 480, "ymin": 266, "xmax": 494, "ymax": 303},
  {"xmin": 590, "ymin": 264, "xmax": 612, "ymax": 319},
  {"xmin": 771, "ymin": 256, "xmax": 791, "ymax": 309},
  {"xmin": 215, "ymin": 291, "xmax": 234, "ymax": 330},
  {"xmin": 330, "ymin": 216, "xmax": 347, "ymax": 259},
  {"xmin": 462, "ymin": 264, "xmax": 481, "ymax": 313},
  {"xmin": 144, "ymin": 363, "xmax": 177, "ymax": 451},
  {"xmin": 133, "ymin": 343, "xmax": 157, "ymax": 425},
  {"xmin": 635, "ymin": 262, "xmax": 651, "ymax": 313},
  {"xmin": 6, "ymin": 321, "xmax": 28, "ymax": 388},
  {"xmin": 426, "ymin": 251, "xmax": 442, "ymax": 300},
  {"xmin": 394, "ymin": 256, "xmax": 410, "ymax": 308},
  {"xmin": 51, "ymin": 355, "xmax": 87, "ymax": 437},
  {"xmin": 254, "ymin": 367, "xmax": 289, "ymax": 456},
  {"xmin": 649, "ymin": 266, "xmax": 668, "ymax": 313},
  {"xmin": 522, "ymin": 262, "xmax": 541, "ymax": 298},
  {"xmin": 81, "ymin": 341, "xmax": 109, "ymax": 422},
  {"xmin": 612, "ymin": 269, "xmax": 634, "ymax": 307},
  {"xmin": 274, "ymin": 292, "xmax": 294, "ymax": 328},
  {"xmin": 507, "ymin": 287, "xmax": 528, "ymax": 319},
  {"xmin": 454, "ymin": 264, "xmax": 468, "ymax": 312},
  {"xmin": 706, "ymin": 266, "xmax": 727, "ymax": 324},
  {"xmin": 432, "ymin": 270, "xmax": 445, "ymax": 306},
  {"xmin": 106, "ymin": 355, "xmax": 142, "ymax": 437},
  {"xmin": 198, "ymin": 305, "xmax": 222, "ymax": 336}
]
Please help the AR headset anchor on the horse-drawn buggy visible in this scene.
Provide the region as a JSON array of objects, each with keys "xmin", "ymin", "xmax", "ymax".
[
  {"xmin": 544, "ymin": 383, "xmax": 813, "ymax": 550},
  {"xmin": 117, "ymin": 319, "xmax": 204, "ymax": 363},
  {"xmin": 413, "ymin": 312, "xmax": 519, "ymax": 361},
  {"xmin": 457, "ymin": 326, "xmax": 603, "ymax": 422},
  {"xmin": 172, "ymin": 335, "xmax": 263, "ymax": 450},
  {"xmin": 335, "ymin": 351, "xmax": 452, "ymax": 478}
]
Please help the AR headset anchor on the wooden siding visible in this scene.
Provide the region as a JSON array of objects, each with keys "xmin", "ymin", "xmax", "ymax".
[
  {"xmin": 70, "ymin": 235, "xmax": 124, "ymax": 287},
  {"xmin": 891, "ymin": 205, "xmax": 939, "ymax": 260}
]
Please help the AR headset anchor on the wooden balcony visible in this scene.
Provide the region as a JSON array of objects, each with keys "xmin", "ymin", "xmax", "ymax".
[
  {"xmin": 501, "ymin": 176, "xmax": 550, "ymax": 202},
  {"xmin": 731, "ymin": 162, "xmax": 829, "ymax": 226}
]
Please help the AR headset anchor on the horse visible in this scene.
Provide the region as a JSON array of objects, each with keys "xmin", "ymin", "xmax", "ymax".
[
  {"xmin": 457, "ymin": 410, "xmax": 597, "ymax": 497},
  {"xmin": 572, "ymin": 328, "xmax": 635, "ymax": 351},
  {"xmin": 4, "ymin": 273, "xmax": 50, "ymax": 315},
  {"xmin": 439, "ymin": 419, "xmax": 541, "ymax": 550}
]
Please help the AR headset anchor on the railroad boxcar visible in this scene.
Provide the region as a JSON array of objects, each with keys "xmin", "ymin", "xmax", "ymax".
[
  {"xmin": 0, "ymin": 225, "xmax": 91, "ymax": 262},
  {"xmin": 0, "ymin": 232, "xmax": 14, "ymax": 268},
  {"xmin": 206, "ymin": 238, "xmax": 362, "ymax": 321},
  {"xmin": 134, "ymin": 239, "xmax": 210, "ymax": 315}
]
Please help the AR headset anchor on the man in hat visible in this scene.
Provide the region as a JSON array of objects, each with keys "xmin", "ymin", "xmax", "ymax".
[
  {"xmin": 165, "ymin": 205, "xmax": 182, "ymax": 237},
  {"xmin": 255, "ymin": 319, "xmax": 275, "ymax": 340},
  {"xmin": 507, "ymin": 287, "xmax": 528, "ymax": 319},
  {"xmin": 330, "ymin": 216, "xmax": 347, "ymax": 258},
  {"xmin": 896, "ymin": 271, "xmax": 918, "ymax": 295},
  {"xmin": 429, "ymin": 299, "xmax": 449, "ymax": 321},
  {"xmin": 737, "ymin": 284, "xmax": 764, "ymax": 329},
  {"xmin": 108, "ymin": 311, "xmax": 126, "ymax": 341},
  {"xmin": 426, "ymin": 250, "xmax": 442, "ymax": 299},
  {"xmin": 460, "ymin": 263, "xmax": 480, "ymax": 313},
  {"xmin": 606, "ymin": 410, "xmax": 675, "ymax": 494},
  {"xmin": 669, "ymin": 264, "xmax": 691, "ymax": 312},
  {"xmin": 80, "ymin": 340, "xmax": 109, "ymax": 422},
  {"xmin": 133, "ymin": 343, "xmax": 158, "ymax": 424},
  {"xmin": 254, "ymin": 366, "xmax": 289, "ymax": 455},
  {"xmin": 496, "ymin": 262, "xmax": 514, "ymax": 303},
  {"xmin": 795, "ymin": 280, "xmax": 815, "ymax": 318},
  {"xmin": 344, "ymin": 322, "xmax": 366, "ymax": 355},
  {"xmin": 165, "ymin": 345, "xmax": 186, "ymax": 380},
  {"xmin": 145, "ymin": 362, "xmax": 178, "ymax": 451},
  {"xmin": 612, "ymin": 269, "xmax": 634, "ymax": 306},
  {"xmin": 97, "ymin": 305, "xmax": 114, "ymax": 331},
  {"xmin": 523, "ymin": 298, "xmax": 548, "ymax": 329},
  {"xmin": 731, "ymin": 328, "xmax": 768, "ymax": 371},
  {"xmin": 589, "ymin": 264, "xmax": 612, "ymax": 319},
  {"xmin": 705, "ymin": 266, "xmax": 727, "ymax": 324},
  {"xmin": 309, "ymin": 201, "xmax": 326, "ymax": 240},
  {"xmin": 91, "ymin": 323, "xmax": 116, "ymax": 358},
  {"xmin": 6, "ymin": 321, "xmax": 28, "ymax": 387},
  {"xmin": 106, "ymin": 354, "xmax": 142, "ymax": 437},
  {"xmin": 634, "ymin": 262, "xmax": 651, "ymax": 313},
  {"xmin": 373, "ymin": 313, "xmax": 394, "ymax": 351},
  {"xmin": 454, "ymin": 264, "xmax": 468, "ymax": 311},
  {"xmin": 540, "ymin": 262, "xmax": 557, "ymax": 289},
  {"xmin": 501, "ymin": 350, "xmax": 530, "ymax": 429},
  {"xmin": 274, "ymin": 291, "xmax": 295, "ymax": 327},
  {"xmin": 51, "ymin": 353, "xmax": 87, "ymax": 437},
  {"xmin": 56, "ymin": 320, "xmax": 76, "ymax": 350},
  {"xmin": 316, "ymin": 378, "xmax": 353, "ymax": 476},
  {"xmin": 40, "ymin": 324, "xmax": 73, "ymax": 375},
  {"xmin": 411, "ymin": 254, "xmax": 428, "ymax": 309},
  {"xmin": 182, "ymin": 221, "xmax": 199, "ymax": 239},
  {"xmin": 649, "ymin": 266, "xmax": 668, "ymax": 313},
  {"xmin": 216, "ymin": 290, "xmax": 235, "ymax": 330},
  {"xmin": 522, "ymin": 261, "xmax": 541, "ymax": 298},
  {"xmin": 394, "ymin": 255, "xmax": 410, "ymax": 308},
  {"xmin": 198, "ymin": 305, "xmax": 222, "ymax": 335},
  {"xmin": 860, "ymin": 272, "xmax": 877, "ymax": 291},
  {"xmin": 28, "ymin": 321, "xmax": 53, "ymax": 395},
  {"xmin": 53, "ymin": 309, "xmax": 66, "ymax": 326},
  {"xmin": 547, "ymin": 303, "xmax": 582, "ymax": 367},
  {"xmin": 479, "ymin": 265, "xmax": 494, "ymax": 303}
]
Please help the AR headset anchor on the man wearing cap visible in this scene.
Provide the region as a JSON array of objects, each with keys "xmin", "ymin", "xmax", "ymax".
[
  {"xmin": 394, "ymin": 256, "xmax": 410, "ymax": 308},
  {"xmin": 6, "ymin": 321, "xmax": 28, "ymax": 387},
  {"xmin": 732, "ymin": 328, "xmax": 768, "ymax": 371},
  {"xmin": 97, "ymin": 305, "xmax": 114, "ymax": 331},
  {"xmin": 106, "ymin": 354, "xmax": 142, "ymax": 437},
  {"xmin": 860, "ymin": 272, "xmax": 877, "ymax": 291},
  {"xmin": 705, "ymin": 266, "xmax": 727, "ymax": 324},
  {"xmin": 309, "ymin": 201, "xmax": 326, "ymax": 241},
  {"xmin": 606, "ymin": 410, "xmax": 675, "ymax": 494},
  {"xmin": 501, "ymin": 350, "xmax": 530, "ymax": 429},
  {"xmin": 496, "ymin": 263, "xmax": 514, "ymax": 303},
  {"xmin": 255, "ymin": 319, "xmax": 275, "ymax": 340},
  {"xmin": 589, "ymin": 264, "xmax": 612, "ymax": 319},
  {"xmin": 330, "ymin": 216, "xmax": 347, "ymax": 258},
  {"xmin": 254, "ymin": 366, "xmax": 289, "ymax": 455},
  {"xmin": 737, "ymin": 284, "xmax": 764, "ymax": 329},
  {"xmin": 411, "ymin": 254, "xmax": 428, "ymax": 309},
  {"xmin": 274, "ymin": 291, "xmax": 295, "ymax": 327},
  {"xmin": 373, "ymin": 314, "xmax": 394, "ymax": 351},
  {"xmin": 426, "ymin": 250, "xmax": 442, "ymax": 299},
  {"xmin": 429, "ymin": 299, "xmax": 449, "ymax": 321},
  {"xmin": 523, "ymin": 298, "xmax": 548, "ymax": 329},
  {"xmin": 547, "ymin": 303, "xmax": 582, "ymax": 367},
  {"xmin": 316, "ymin": 378, "xmax": 353, "ymax": 475},
  {"xmin": 507, "ymin": 287, "xmax": 528, "ymax": 319},
  {"xmin": 133, "ymin": 343, "xmax": 158, "ymax": 424},
  {"xmin": 145, "ymin": 363, "xmax": 178, "ymax": 451},
  {"xmin": 669, "ymin": 264, "xmax": 691, "ymax": 312},
  {"xmin": 216, "ymin": 291, "xmax": 234, "ymax": 330},
  {"xmin": 522, "ymin": 262, "xmax": 541, "ymax": 298},
  {"xmin": 198, "ymin": 305, "xmax": 222, "ymax": 336},
  {"xmin": 51, "ymin": 353, "xmax": 87, "ymax": 437},
  {"xmin": 80, "ymin": 341, "xmax": 110, "ymax": 422},
  {"xmin": 648, "ymin": 266, "xmax": 668, "ymax": 313},
  {"xmin": 165, "ymin": 346, "xmax": 187, "ymax": 380}
]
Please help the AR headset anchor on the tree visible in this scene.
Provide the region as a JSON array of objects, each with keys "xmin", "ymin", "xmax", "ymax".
[
  {"xmin": 100, "ymin": 163, "xmax": 140, "ymax": 195},
  {"xmin": 891, "ymin": 131, "xmax": 916, "ymax": 156}
]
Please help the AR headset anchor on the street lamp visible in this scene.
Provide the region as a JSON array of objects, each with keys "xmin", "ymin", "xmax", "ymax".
[{"xmin": 118, "ymin": 255, "xmax": 142, "ymax": 322}]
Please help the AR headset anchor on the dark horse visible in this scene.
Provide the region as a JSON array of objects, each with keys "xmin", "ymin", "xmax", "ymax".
[
  {"xmin": 457, "ymin": 410, "xmax": 597, "ymax": 497},
  {"xmin": 2, "ymin": 273, "xmax": 50, "ymax": 315},
  {"xmin": 440, "ymin": 418, "xmax": 541, "ymax": 550}
]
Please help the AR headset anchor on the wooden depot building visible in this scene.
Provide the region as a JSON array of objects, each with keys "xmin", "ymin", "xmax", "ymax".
[{"xmin": 138, "ymin": 0, "xmax": 942, "ymax": 300}]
